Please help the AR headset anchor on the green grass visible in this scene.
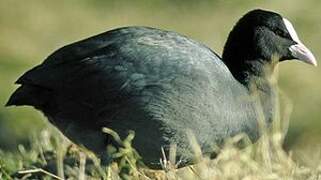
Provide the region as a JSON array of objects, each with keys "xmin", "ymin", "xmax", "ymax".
[
  {"xmin": 0, "ymin": 0, "xmax": 321, "ymax": 179},
  {"xmin": 1, "ymin": 122, "xmax": 321, "ymax": 179}
]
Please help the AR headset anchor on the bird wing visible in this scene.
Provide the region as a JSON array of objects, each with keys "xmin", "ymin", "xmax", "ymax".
[{"xmin": 15, "ymin": 27, "xmax": 234, "ymax": 125}]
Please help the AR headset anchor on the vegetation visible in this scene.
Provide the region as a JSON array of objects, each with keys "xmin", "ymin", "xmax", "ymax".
[
  {"xmin": 0, "ymin": 0, "xmax": 320, "ymax": 179},
  {"xmin": 1, "ymin": 116, "xmax": 321, "ymax": 179}
]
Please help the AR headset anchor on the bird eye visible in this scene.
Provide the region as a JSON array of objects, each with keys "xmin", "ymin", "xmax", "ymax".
[
  {"xmin": 275, "ymin": 28, "xmax": 291, "ymax": 39},
  {"xmin": 275, "ymin": 29, "xmax": 284, "ymax": 36}
]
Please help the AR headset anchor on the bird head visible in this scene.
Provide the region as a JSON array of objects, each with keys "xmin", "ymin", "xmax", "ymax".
[{"xmin": 222, "ymin": 9, "xmax": 317, "ymax": 83}]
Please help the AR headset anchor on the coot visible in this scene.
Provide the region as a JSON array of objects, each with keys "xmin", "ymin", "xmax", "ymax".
[{"xmin": 6, "ymin": 9, "xmax": 316, "ymax": 168}]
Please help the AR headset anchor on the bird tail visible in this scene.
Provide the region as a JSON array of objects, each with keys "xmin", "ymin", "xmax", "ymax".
[{"xmin": 5, "ymin": 84, "xmax": 50, "ymax": 108}]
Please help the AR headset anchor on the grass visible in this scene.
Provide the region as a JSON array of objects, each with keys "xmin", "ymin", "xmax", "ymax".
[
  {"xmin": 1, "ymin": 122, "xmax": 321, "ymax": 179},
  {"xmin": 0, "ymin": 0, "xmax": 321, "ymax": 179}
]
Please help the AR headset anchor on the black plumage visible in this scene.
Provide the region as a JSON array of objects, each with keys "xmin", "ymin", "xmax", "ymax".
[{"xmin": 6, "ymin": 9, "xmax": 316, "ymax": 168}]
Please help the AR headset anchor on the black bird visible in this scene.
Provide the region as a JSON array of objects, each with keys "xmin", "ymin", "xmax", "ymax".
[{"xmin": 6, "ymin": 9, "xmax": 316, "ymax": 168}]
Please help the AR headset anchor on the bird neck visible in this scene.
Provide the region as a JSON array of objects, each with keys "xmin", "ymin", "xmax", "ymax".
[
  {"xmin": 222, "ymin": 53, "xmax": 279, "ymax": 125},
  {"xmin": 247, "ymin": 73, "xmax": 278, "ymax": 126}
]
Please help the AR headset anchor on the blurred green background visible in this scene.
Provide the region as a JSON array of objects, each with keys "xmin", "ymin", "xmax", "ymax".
[{"xmin": 0, "ymin": 0, "xmax": 320, "ymax": 154}]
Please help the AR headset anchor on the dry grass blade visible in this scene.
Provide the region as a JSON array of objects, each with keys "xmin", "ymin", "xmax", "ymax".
[
  {"xmin": 102, "ymin": 127, "xmax": 123, "ymax": 145},
  {"xmin": 18, "ymin": 168, "xmax": 64, "ymax": 180},
  {"xmin": 78, "ymin": 152, "xmax": 86, "ymax": 180}
]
